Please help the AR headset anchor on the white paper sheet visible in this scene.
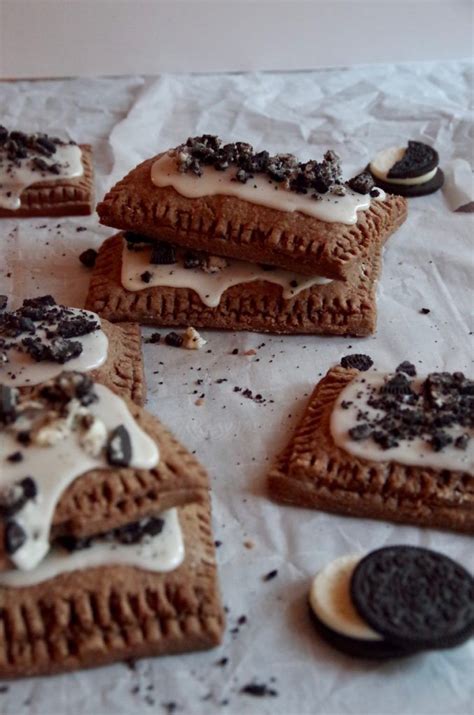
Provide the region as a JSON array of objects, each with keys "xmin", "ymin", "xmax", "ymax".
[{"xmin": 0, "ymin": 63, "xmax": 473, "ymax": 715}]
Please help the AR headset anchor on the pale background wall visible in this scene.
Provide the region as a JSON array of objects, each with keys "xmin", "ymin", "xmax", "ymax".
[{"xmin": 0, "ymin": 0, "xmax": 472, "ymax": 79}]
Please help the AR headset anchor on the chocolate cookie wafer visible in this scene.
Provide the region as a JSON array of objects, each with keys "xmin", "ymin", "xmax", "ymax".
[
  {"xmin": 85, "ymin": 233, "xmax": 383, "ymax": 337},
  {"xmin": 0, "ymin": 373, "xmax": 208, "ymax": 571},
  {"xmin": 0, "ymin": 296, "xmax": 145, "ymax": 404},
  {"xmin": 0, "ymin": 127, "xmax": 94, "ymax": 218},
  {"xmin": 268, "ymin": 365, "xmax": 474, "ymax": 533},
  {"xmin": 96, "ymin": 136, "xmax": 407, "ymax": 280},
  {"xmin": 0, "ymin": 498, "xmax": 224, "ymax": 677}
]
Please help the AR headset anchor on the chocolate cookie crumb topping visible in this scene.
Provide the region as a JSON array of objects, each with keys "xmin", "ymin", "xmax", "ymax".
[
  {"xmin": 344, "ymin": 369, "xmax": 474, "ymax": 455},
  {"xmin": 106, "ymin": 425, "xmax": 132, "ymax": 467},
  {"xmin": 396, "ymin": 361, "xmax": 417, "ymax": 377},
  {"xmin": 172, "ymin": 135, "xmax": 353, "ymax": 197},
  {"xmin": 348, "ymin": 172, "xmax": 375, "ymax": 195},
  {"xmin": 150, "ymin": 241, "xmax": 177, "ymax": 265}
]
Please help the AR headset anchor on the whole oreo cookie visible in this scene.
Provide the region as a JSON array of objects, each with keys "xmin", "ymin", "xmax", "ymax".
[{"xmin": 351, "ymin": 546, "xmax": 474, "ymax": 650}]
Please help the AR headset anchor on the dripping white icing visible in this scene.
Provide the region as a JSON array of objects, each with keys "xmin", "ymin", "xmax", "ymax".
[
  {"xmin": 0, "ymin": 384, "xmax": 159, "ymax": 571},
  {"xmin": 151, "ymin": 153, "xmax": 385, "ymax": 225},
  {"xmin": 0, "ymin": 509, "xmax": 184, "ymax": 588},
  {"xmin": 0, "ymin": 144, "xmax": 84, "ymax": 210},
  {"xmin": 121, "ymin": 240, "xmax": 332, "ymax": 308},
  {"xmin": 330, "ymin": 372, "xmax": 474, "ymax": 473},
  {"xmin": 0, "ymin": 308, "xmax": 108, "ymax": 387}
]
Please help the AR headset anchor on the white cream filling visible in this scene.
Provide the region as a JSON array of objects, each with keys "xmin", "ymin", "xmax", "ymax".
[
  {"xmin": 330, "ymin": 372, "xmax": 474, "ymax": 473},
  {"xmin": 121, "ymin": 240, "xmax": 332, "ymax": 308},
  {"xmin": 0, "ymin": 309, "xmax": 108, "ymax": 387},
  {"xmin": 309, "ymin": 554, "xmax": 381, "ymax": 641},
  {"xmin": 0, "ymin": 509, "xmax": 184, "ymax": 588},
  {"xmin": 0, "ymin": 144, "xmax": 84, "ymax": 210},
  {"xmin": 370, "ymin": 146, "xmax": 437, "ymax": 186},
  {"xmin": 151, "ymin": 152, "xmax": 385, "ymax": 225},
  {"xmin": 0, "ymin": 385, "xmax": 159, "ymax": 571}
]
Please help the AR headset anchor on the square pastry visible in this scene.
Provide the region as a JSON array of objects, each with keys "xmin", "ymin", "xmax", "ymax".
[
  {"xmin": 0, "ymin": 128, "xmax": 94, "ymax": 218},
  {"xmin": 0, "ymin": 296, "xmax": 145, "ymax": 405},
  {"xmin": 96, "ymin": 137, "xmax": 407, "ymax": 280},
  {"xmin": 268, "ymin": 365, "xmax": 473, "ymax": 533},
  {"xmin": 0, "ymin": 372, "xmax": 224, "ymax": 676},
  {"xmin": 85, "ymin": 233, "xmax": 384, "ymax": 337}
]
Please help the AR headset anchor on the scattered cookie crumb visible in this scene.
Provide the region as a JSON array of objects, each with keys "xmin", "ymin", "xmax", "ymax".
[
  {"xmin": 145, "ymin": 332, "xmax": 161, "ymax": 344},
  {"xmin": 243, "ymin": 349, "xmax": 256, "ymax": 356},
  {"xmin": 263, "ymin": 569, "xmax": 278, "ymax": 582},
  {"xmin": 78, "ymin": 248, "xmax": 97, "ymax": 268},
  {"xmin": 243, "ymin": 539, "xmax": 255, "ymax": 549},
  {"xmin": 419, "ymin": 307, "xmax": 431, "ymax": 315},
  {"xmin": 182, "ymin": 326, "xmax": 207, "ymax": 350},
  {"xmin": 240, "ymin": 682, "xmax": 278, "ymax": 698}
]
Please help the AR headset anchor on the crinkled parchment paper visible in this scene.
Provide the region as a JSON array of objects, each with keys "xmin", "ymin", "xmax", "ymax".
[{"xmin": 0, "ymin": 62, "xmax": 473, "ymax": 715}]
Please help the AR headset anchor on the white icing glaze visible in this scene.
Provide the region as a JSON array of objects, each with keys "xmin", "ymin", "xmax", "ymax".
[
  {"xmin": 151, "ymin": 152, "xmax": 385, "ymax": 225},
  {"xmin": 370, "ymin": 146, "xmax": 437, "ymax": 186},
  {"xmin": 309, "ymin": 554, "xmax": 381, "ymax": 641},
  {"xmin": 0, "ymin": 144, "xmax": 84, "ymax": 210},
  {"xmin": 121, "ymin": 240, "xmax": 332, "ymax": 308},
  {"xmin": 0, "ymin": 509, "xmax": 184, "ymax": 588},
  {"xmin": 0, "ymin": 309, "xmax": 108, "ymax": 387},
  {"xmin": 0, "ymin": 384, "xmax": 159, "ymax": 571},
  {"xmin": 330, "ymin": 372, "xmax": 474, "ymax": 473}
]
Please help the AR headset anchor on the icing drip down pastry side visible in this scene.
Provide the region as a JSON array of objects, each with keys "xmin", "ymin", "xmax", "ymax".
[
  {"xmin": 0, "ymin": 509, "xmax": 184, "ymax": 587},
  {"xmin": 0, "ymin": 127, "xmax": 84, "ymax": 210},
  {"xmin": 0, "ymin": 373, "xmax": 159, "ymax": 571},
  {"xmin": 121, "ymin": 235, "xmax": 333, "ymax": 307}
]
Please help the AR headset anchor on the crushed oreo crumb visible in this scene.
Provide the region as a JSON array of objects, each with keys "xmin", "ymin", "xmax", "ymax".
[
  {"xmin": 0, "ymin": 296, "xmax": 100, "ymax": 367},
  {"xmin": 150, "ymin": 241, "xmax": 177, "ymax": 265},
  {"xmin": 240, "ymin": 683, "xmax": 278, "ymax": 698},
  {"xmin": 345, "ymin": 369, "xmax": 473, "ymax": 455},
  {"xmin": 396, "ymin": 361, "xmax": 417, "ymax": 377},
  {"xmin": 79, "ymin": 248, "xmax": 98, "ymax": 268},
  {"xmin": 4, "ymin": 520, "xmax": 27, "ymax": 555},
  {"xmin": 340, "ymin": 354, "xmax": 373, "ymax": 371},
  {"xmin": 263, "ymin": 569, "xmax": 278, "ymax": 582},
  {"xmin": 165, "ymin": 332, "xmax": 184, "ymax": 348},
  {"xmin": 106, "ymin": 425, "xmax": 132, "ymax": 467},
  {"xmin": 140, "ymin": 270, "xmax": 153, "ymax": 284},
  {"xmin": 347, "ymin": 171, "xmax": 375, "ymax": 195},
  {"xmin": 172, "ymin": 135, "xmax": 352, "ymax": 198},
  {"xmin": 145, "ymin": 332, "xmax": 161, "ymax": 344},
  {"xmin": 420, "ymin": 308, "xmax": 431, "ymax": 315}
]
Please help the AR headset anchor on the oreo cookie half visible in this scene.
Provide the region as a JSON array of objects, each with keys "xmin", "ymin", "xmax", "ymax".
[
  {"xmin": 368, "ymin": 141, "xmax": 443, "ymax": 197},
  {"xmin": 308, "ymin": 554, "xmax": 417, "ymax": 659},
  {"xmin": 351, "ymin": 546, "xmax": 474, "ymax": 651}
]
